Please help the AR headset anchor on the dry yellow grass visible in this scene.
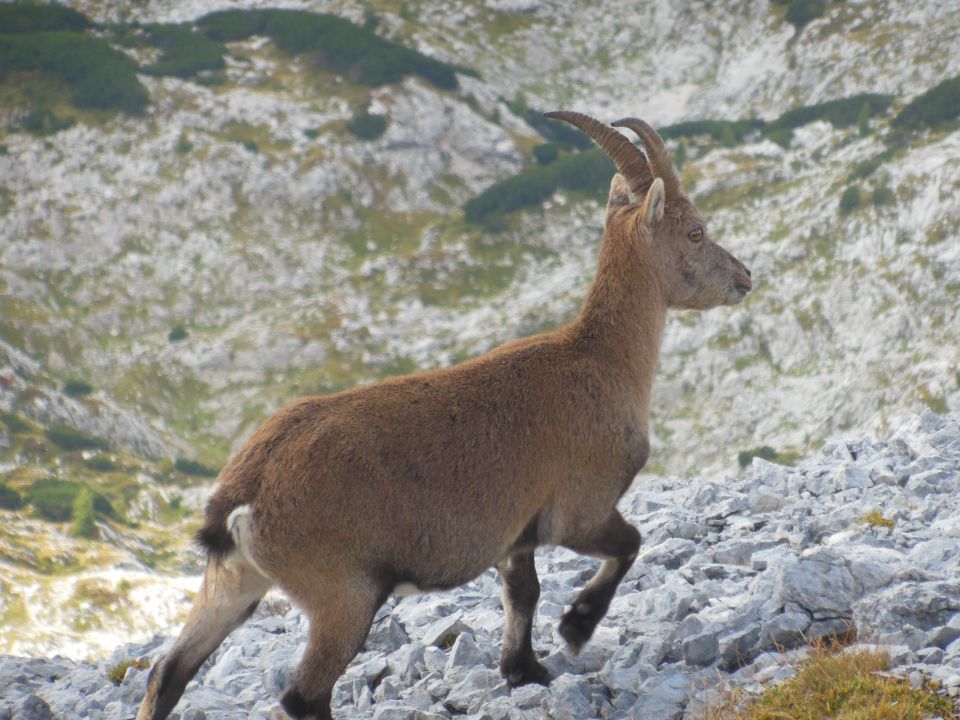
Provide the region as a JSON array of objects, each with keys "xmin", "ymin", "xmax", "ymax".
[
  {"xmin": 860, "ymin": 510, "xmax": 895, "ymax": 531},
  {"xmin": 705, "ymin": 640, "xmax": 957, "ymax": 720}
]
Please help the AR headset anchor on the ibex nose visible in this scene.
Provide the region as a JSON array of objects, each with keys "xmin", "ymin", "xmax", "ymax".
[{"xmin": 734, "ymin": 259, "xmax": 752, "ymax": 293}]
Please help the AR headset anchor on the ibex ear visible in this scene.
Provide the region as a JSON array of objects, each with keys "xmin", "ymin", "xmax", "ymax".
[
  {"xmin": 605, "ymin": 174, "xmax": 632, "ymax": 231},
  {"xmin": 640, "ymin": 177, "xmax": 665, "ymax": 230},
  {"xmin": 605, "ymin": 172, "xmax": 631, "ymax": 213}
]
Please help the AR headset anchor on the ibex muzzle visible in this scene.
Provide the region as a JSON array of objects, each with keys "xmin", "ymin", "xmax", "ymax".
[{"xmin": 137, "ymin": 111, "xmax": 751, "ymax": 720}]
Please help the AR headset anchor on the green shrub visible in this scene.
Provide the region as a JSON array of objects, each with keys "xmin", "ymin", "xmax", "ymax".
[
  {"xmin": 20, "ymin": 107, "xmax": 75, "ymax": 136},
  {"xmin": 839, "ymin": 185, "xmax": 861, "ymax": 214},
  {"xmin": 849, "ymin": 148, "xmax": 895, "ymax": 180},
  {"xmin": 0, "ymin": 483, "xmax": 23, "ymax": 510},
  {"xmin": 362, "ymin": 7, "xmax": 380, "ymax": 32},
  {"xmin": 0, "ymin": 32, "xmax": 148, "ymax": 115},
  {"xmin": 764, "ymin": 128, "xmax": 792, "ymax": 148},
  {"xmin": 168, "ymin": 324, "xmax": 188, "ymax": 342},
  {"xmin": 141, "ymin": 23, "xmax": 226, "ymax": 79},
  {"xmin": 766, "ymin": 93, "xmax": 893, "ymax": 135},
  {"xmin": 533, "ymin": 142, "xmax": 559, "ymax": 165},
  {"xmin": 346, "ymin": 112, "xmax": 388, "ymax": 141},
  {"xmin": 45, "ymin": 424, "xmax": 109, "ymax": 451},
  {"xmin": 464, "ymin": 148, "xmax": 615, "ymax": 227},
  {"xmin": 523, "ymin": 103, "xmax": 592, "ymax": 150},
  {"xmin": 175, "ymin": 457, "xmax": 219, "ymax": 477},
  {"xmin": 871, "ymin": 184, "xmax": 894, "ymax": 206},
  {"xmin": 0, "ymin": 3, "xmax": 91, "ymax": 33},
  {"xmin": 738, "ymin": 445, "xmax": 780, "ymax": 469},
  {"xmin": 71, "ymin": 486, "xmax": 97, "ymax": 538},
  {"xmin": 0, "ymin": 410, "xmax": 31, "ymax": 434},
  {"xmin": 893, "ymin": 75, "xmax": 960, "ymax": 131},
  {"xmin": 63, "ymin": 378, "xmax": 93, "ymax": 397},
  {"xmin": 674, "ymin": 140, "xmax": 687, "ymax": 169},
  {"xmin": 196, "ymin": 9, "xmax": 269, "ymax": 41},
  {"xmin": 27, "ymin": 477, "xmax": 115, "ymax": 522},
  {"xmin": 784, "ymin": 0, "xmax": 827, "ymax": 30},
  {"xmin": 197, "ymin": 9, "xmax": 464, "ymax": 89},
  {"xmin": 660, "ymin": 119, "xmax": 764, "ymax": 144},
  {"xmin": 857, "ymin": 101, "xmax": 871, "ymax": 137},
  {"xmin": 84, "ymin": 455, "xmax": 118, "ymax": 472},
  {"xmin": 27, "ymin": 477, "xmax": 79, "ymax": 521}
]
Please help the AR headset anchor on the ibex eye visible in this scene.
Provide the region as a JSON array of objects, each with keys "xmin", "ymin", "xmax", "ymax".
[{"xmin": 688, "ymin": 227, "xmax": 703, "ymax": 243}]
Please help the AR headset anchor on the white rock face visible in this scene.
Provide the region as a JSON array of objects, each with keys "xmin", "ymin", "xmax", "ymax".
[{"xmin": 2, "ymin": 410, "xmax": 958, "ymax": 718}]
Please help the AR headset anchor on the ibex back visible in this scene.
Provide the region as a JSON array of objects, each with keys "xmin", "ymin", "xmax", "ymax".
[{"xmin": 137, "ymin": 111, "xmax": 752, "ymax": 720}]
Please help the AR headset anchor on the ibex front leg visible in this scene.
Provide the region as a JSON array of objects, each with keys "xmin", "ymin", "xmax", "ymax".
[
  {"xmin": 559, "ymin": 510, "xmax": 641, "ymax": 652},
  {"xmin": 497, "ymin": 549, "xmax": 551, "ymax": 687}
]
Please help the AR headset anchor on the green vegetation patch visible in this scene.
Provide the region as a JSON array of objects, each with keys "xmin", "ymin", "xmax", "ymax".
[
  {"xmin": 871, "ymin": 184, "xmax": 894, "ymax": 207},
  {"xmin": 168, "ymin": 324, "xmax": 189, "ymax": 342},
  {"xmin": 44, "ymin": 424, "xmax": 109, "ymax": 451},
  {"xmin": 849, "ymin": 147, "xmax": 896, "ymax": 181},
  {"xmin": 20, "ymin": 106, "xmax": 75, "ymax": 135},
  {"xmin": 197, "ymin": 8, "xmax": 467, "ymax": 90},
  {"xmin": 71, "ymin": 486, "xmax": 97, "ymax": 538},
  {"xmin": 839, "ymin": 184, "xmax": 861, "ymax": 215},
  {"xmin": 0, "ymin": 3, "xmax": 91, "ymax": 34},
  {"xmin": 766, "ymin": 93, "xmax": 893, "ymax": 139},
  {"xmin": 84, "ymin": 455, "xmax": 118, "ymax": 472},
  {"xmin": 893, "ymin": 74, "xmax": 960, "ymax": 132},
  {"xmin": 464, "ymin": 148, "xmax": 614, "ymax": 227},
  {"xmin": 0, "ymin": 32, "xmax": 148, "ymax": 115},
  {"xmin": 174, "ymin": 457, "xmax": 219, "ymax": 477},
  {"xmin": 660, "ymin": 119, "xmax": 765, "ymax": 145},
  {"xmin": 533, "ymin": 142, "xmax": 559, "ymax": 165},
  {"xmin": 0, "ymin": 483, "xmax": 23, "ymax": 510},
  {"xmin": 0, "ymin": 410, "xmax": 32, "ymax": 434},
  {"xmin": 511, "ymin": 98, "xmax": 592, "ymax": 150},
  {"xmin": 26, "ymin": 477, "xmax": 115, "ymax": 523},
  {"xmin": 63, "ymin": 378, "xmax": 93, "ymax": 397},
  {"xmin": 346, "ymin": 111, "xmax": 388, "ymax": 141},
  {"xmin": 772, "ymin": 0, "xmax": 829, "ymax": 32},
  {"xmin": 141, "ymin": 23, "xmax": 226, "ymax": 79}
]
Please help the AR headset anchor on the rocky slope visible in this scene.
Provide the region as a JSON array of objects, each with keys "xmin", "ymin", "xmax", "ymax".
[
  {"xmin": 1, "ymin": 0, "xmax": 959, "ymax": 659},
  {"xmin": 1, "ymin": 410, "xmax": 958, "ymax": 719}
]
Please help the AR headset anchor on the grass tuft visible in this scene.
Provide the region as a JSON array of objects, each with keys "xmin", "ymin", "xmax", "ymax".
[
  {"xmin": 860, "ymin": 510, "xmax": 895, "ymax": 531},
  {"xmin": 107, "ymin": 657, "xmax": 151, "ymax": 685},
  {"xmin": 707, "ymin": 639, "xmax": 956, "ymax": 720}
]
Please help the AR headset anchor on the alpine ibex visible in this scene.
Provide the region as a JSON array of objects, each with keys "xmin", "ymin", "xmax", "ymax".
[{"xmin": 137, "ymin": 111, "xmax": 752, "ymax": 720}]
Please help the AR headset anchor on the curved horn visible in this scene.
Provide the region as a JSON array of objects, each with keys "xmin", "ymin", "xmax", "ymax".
[
  {"xmin": 611, "ymin": 118, "xmax": 680, "ymax": 195},
  {"xmin": 544, "ymin": 110, "xmax": 653, "ymax": 196}
]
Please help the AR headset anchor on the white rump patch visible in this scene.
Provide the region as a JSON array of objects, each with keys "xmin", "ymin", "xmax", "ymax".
[
  {"xmin": 226, "ymin": 504, "xmax": 268, "ymax": 577},
  {"xmin": 394, "ymin": 582, "xmax": 422, "ymax": 596}
]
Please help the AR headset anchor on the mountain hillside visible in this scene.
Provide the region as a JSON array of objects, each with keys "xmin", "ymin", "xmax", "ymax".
[{"xmin": 0, "ymin": 0, "xmax": 958, "ymax": 658}]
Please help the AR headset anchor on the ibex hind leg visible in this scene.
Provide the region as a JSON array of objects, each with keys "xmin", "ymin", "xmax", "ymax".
[
  {"xmin": 559, "ymin": 510, "xmax": 641, "ymax": 653},
  {"xmin": 136, "ymin": 553, "xmax": 272, "ymax": 720},
  {"xmin": 276, "ymin": 578, "xmax": 385, "ymax": 719}
]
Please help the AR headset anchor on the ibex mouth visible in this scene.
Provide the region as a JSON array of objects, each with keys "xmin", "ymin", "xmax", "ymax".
[{"xmin": 729, "ymin": 283, "xmax": 751, "ymax": 304}]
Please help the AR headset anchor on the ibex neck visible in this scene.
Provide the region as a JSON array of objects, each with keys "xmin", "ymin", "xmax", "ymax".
[{"xmin": 571, "ymin": 234, "xmax": 667, "ymax": 415}]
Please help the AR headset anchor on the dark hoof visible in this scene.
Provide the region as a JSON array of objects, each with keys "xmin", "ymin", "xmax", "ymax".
[
  {"xmin": 558, "ymin": 602, "xmax": 596, "ymax": 654},
  {"xmin": 502, "ymin": 657, "xmax": 552, "ymax": 688}
]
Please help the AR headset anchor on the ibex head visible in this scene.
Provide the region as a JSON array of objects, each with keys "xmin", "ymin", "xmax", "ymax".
[{"xmin": 545, "ymin": 112, "xmax": 752, "ymax": 310}]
